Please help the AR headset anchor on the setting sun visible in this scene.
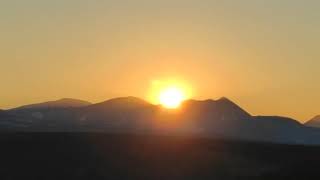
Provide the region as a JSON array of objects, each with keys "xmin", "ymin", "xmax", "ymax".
[
  {"xmin": 159, "ymin": 87, "xmax": 185, "ymax": 109},
  {"xmin": 148, "ymin": 79, "xmax": 192, "ymax": 109}
]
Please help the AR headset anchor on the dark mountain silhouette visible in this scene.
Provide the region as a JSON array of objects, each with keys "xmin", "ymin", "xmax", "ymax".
[
  {"xmin": 0, "ymin": 110, "xmax": 10, "ymax": 119},
  {"xmin": 305, "ymin": 115, "xmax": 320, "ymax": 128},
  {"xmin": 1, "ymin": 97, "xmax": 320, "ymax": 145},
  {"xmin": 88, "ymin": 96, "xmax": 151, "ymax": 109},
  {"xmin": 12, "ymin": 98, "xmax": 92, "ymax": 111},
  {"xmin": 3, "ymin": 98, "xmax": 92, "ymax": 131}
]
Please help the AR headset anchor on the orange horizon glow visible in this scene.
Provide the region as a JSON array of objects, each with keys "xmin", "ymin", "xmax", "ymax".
[{"xmin": 1, "ymin": 1, "xmax": 320, "ymax": 122}]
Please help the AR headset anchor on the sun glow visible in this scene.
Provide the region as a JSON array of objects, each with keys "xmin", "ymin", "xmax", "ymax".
[
  {"xmin": 159, "ymin": 87, "xmax": 185, "ymax": 108},
  {"xmin": 148, "ymin": 79, "xmax": 192, "ymax": 109}
]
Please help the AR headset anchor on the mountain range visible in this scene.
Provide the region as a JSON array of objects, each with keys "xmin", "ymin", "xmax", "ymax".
[{"xmin": 1, "ymin": 97, "xmax": 320, "ymax": 145}]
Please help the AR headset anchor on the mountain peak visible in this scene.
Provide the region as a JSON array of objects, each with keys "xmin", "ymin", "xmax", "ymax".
[
  {"xmin": 183, "ymin": 97, "xmax": 233, "ymax": 105},
  {"xmin": 311, "ymin": 115, "xmax": 320, "ymax": 121},
  {"xmin": 59, "ymin": 98, "xmax": 81, "ymax": 101},
  {"xmin": 218, "ymin": 96, "xmax": 231, "ymax": 101},
  {"xmin": 215, "ymin": 97, "xmax": 251, "ymax": 116},
  {"xmin": 89, "ymin": 96, "xmax": 152, "ymax": 110},
  {"xmin": 56, "ymin": 98, "xmax": 91, "ymax": 104},
  {"xmin": 98, "ymin": 96, "xmax": 149, "ymax": 104},
  {"xmin": 11, "ymin": 98, "xmax": 92, "ymax": 110},
  {"xmin": 181, "ymin": 97, "xmax": 251, "ymax": 123},
  {"xmin": 216, "ymin": 97, "xmax": 236, "ymax": 104},
  {"xmin": 305, "ymin": 115, "xmax": 320, "ymax": 128}
]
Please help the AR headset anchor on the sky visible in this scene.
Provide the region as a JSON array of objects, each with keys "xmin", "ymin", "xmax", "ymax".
[{"xmin": 1, "ymin": 0, "xmax": 320, "ymax": 122}]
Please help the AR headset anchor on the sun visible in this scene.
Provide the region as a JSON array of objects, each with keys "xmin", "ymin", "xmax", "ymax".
[
  {"xmin": 148, "ymin": 79, "xmax": 192, "ymax": 109},
  {"xmin": 158, "ymin": 87, "xmax": 186, "ymax": 109}
]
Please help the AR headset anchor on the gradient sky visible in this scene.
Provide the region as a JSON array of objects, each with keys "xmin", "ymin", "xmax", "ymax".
[{"xmin": 1, "ymin": 0, "xmax": 320, "ymax": 122}]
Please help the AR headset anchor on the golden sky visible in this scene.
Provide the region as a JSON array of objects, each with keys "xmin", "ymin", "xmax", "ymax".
[{"xmin": 1, "ymin": 0, "xmax": 320, "ymax": 122}]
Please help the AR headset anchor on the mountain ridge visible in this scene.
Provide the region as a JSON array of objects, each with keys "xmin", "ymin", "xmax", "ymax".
[
  {"xmin": 1, "ymin": 96, "xmax": 320, "ymax": 145},
  {"xmin": 305, "ymin": 115, "xmax": 320, "ymax": 128},
  {"xmin": 11, "ymin": 98, "xmax": 92, "ymax": 111}
]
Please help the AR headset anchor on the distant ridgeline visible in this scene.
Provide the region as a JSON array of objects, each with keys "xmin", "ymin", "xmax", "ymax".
[{"xmin": 1, "ymin": 97, "xmax": 320, "ymax": 145}]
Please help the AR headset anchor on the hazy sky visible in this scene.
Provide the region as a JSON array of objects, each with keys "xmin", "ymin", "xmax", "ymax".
[{"xmin": 1, "ymin": 0, "xmax": 320, "ymax": 122}]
